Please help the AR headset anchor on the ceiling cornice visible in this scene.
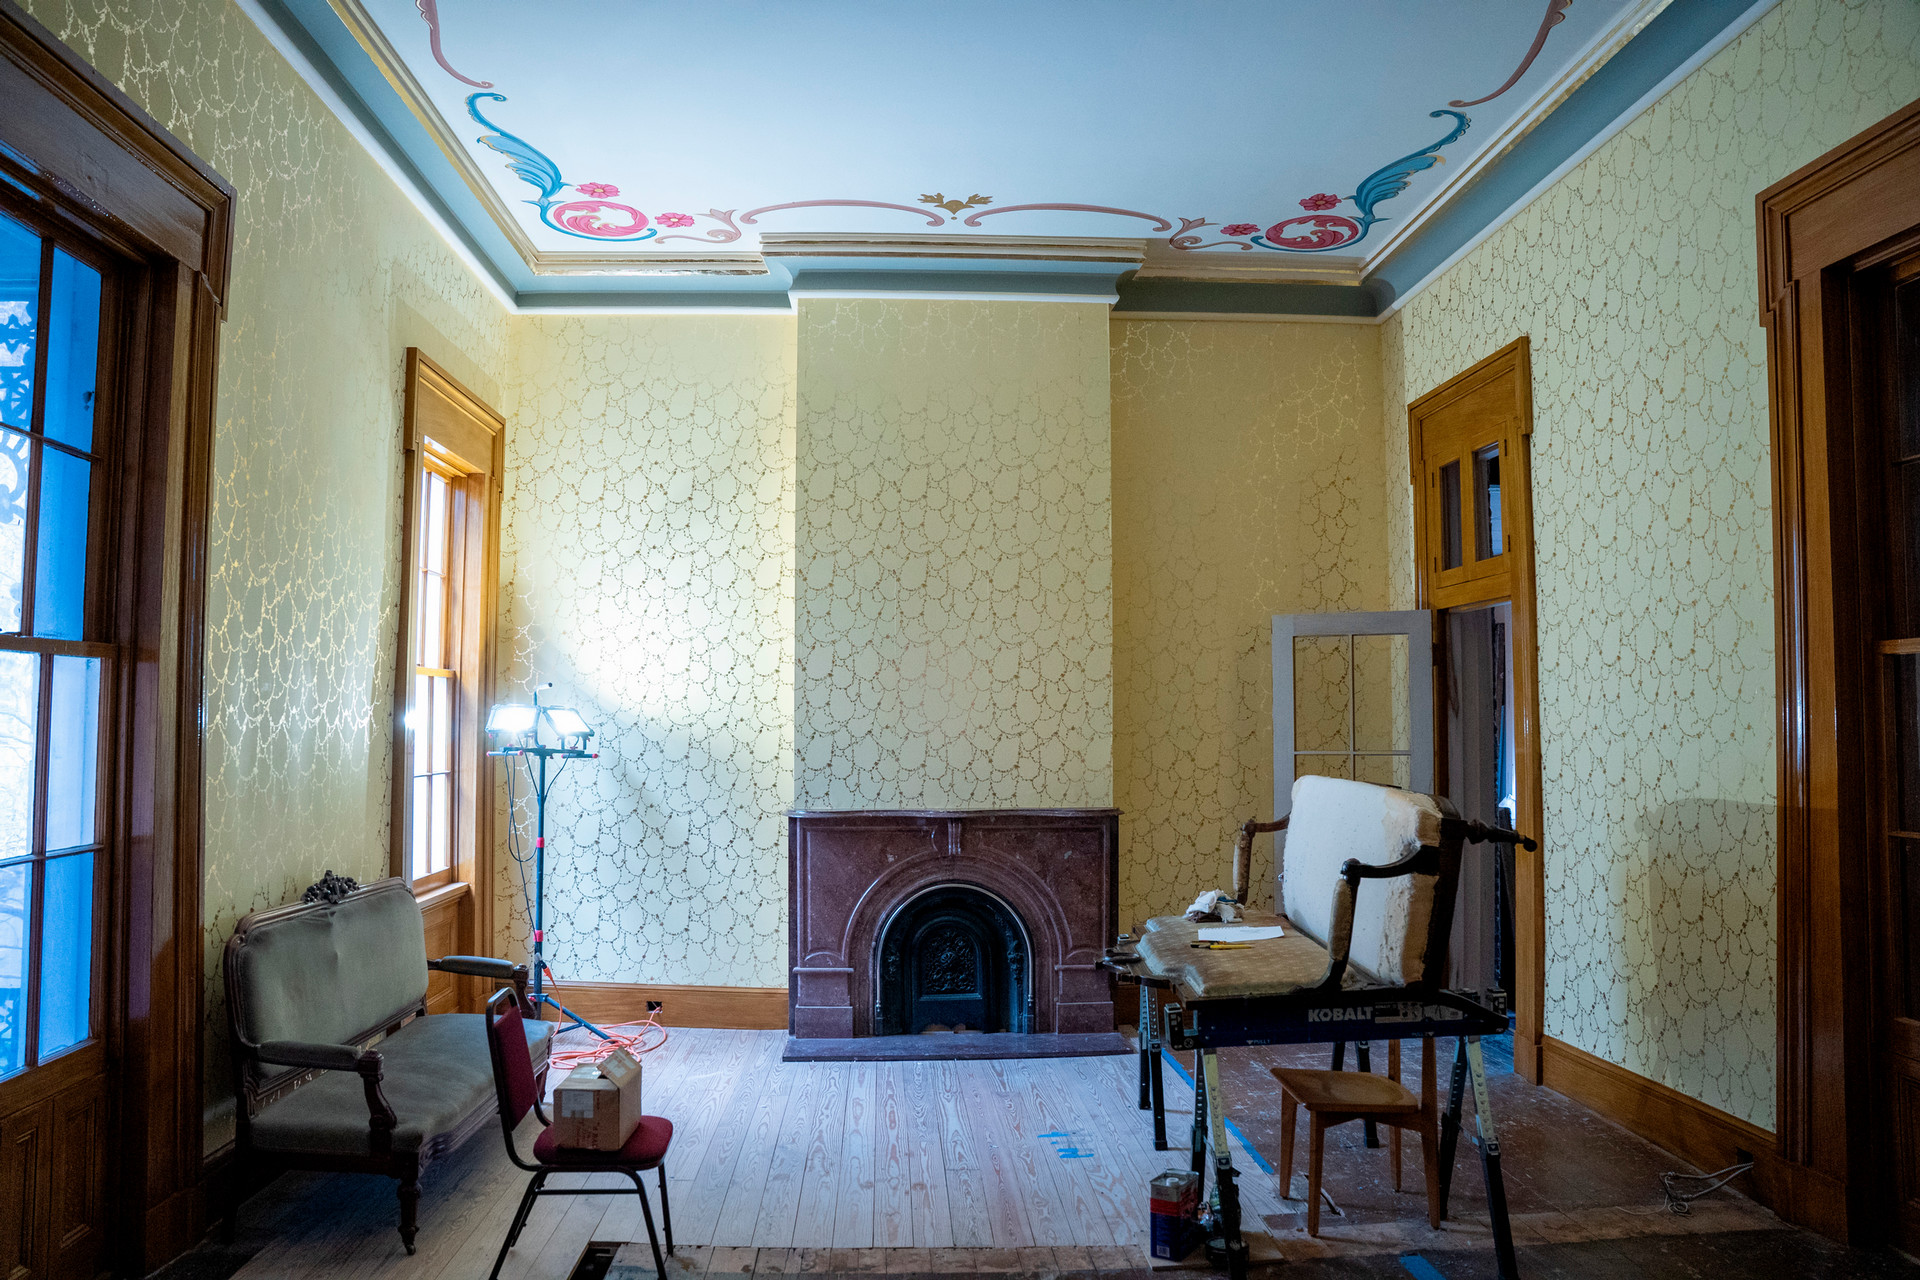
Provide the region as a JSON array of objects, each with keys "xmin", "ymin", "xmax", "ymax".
[
  {"xmin": 239, "ymin": 0, "xmax": 1784, "ymax": 317},
  {"xmin": 1357, "ymin": 0, "xmax": 1673, "ymax": 271}
]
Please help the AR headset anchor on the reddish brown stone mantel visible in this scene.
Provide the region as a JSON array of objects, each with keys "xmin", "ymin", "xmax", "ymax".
[{"xmin": 787, "ymin": 808, "xmax": 1120, "ymax": 1038}]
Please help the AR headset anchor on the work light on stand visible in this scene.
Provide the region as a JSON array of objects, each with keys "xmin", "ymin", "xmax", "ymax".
[{"xmin": 487, "ymin": 685, "xmax": 606, "ymax": 1039}]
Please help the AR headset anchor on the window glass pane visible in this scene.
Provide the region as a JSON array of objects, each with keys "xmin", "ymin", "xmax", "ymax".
[
  {"xmin": 0, "ymin": 429, "xmax": 26, "ymax": 634},
  {"xmin": 33, "ymin": 447, "xmax": 89, "ymax": 638},
  {"xmin": 1474, "ymin": 444, "xmax": 1503, "ymax": 562},
  {"xmin": 0, "ymin": 216, "xmax": 39, "ymax": 435},
  {"xmin": 1352, "ymin": 634, "xmax": 1409, "ymax": 752},
  {"xmin": 410, "ymin": 775, "xmax": 430, "ymax": 880},
  {"xmin": 430, "ymin": 773, "xmax": 451, "ymax": 874},
  {"xmin": 421, "ymin": 571, "xmax": 444, "ymax": 667},
  {"xmin": 1439, "ymin": 459, "xmax": 1462, "ymax": 571},
  {"xmin": 424, "ymin": 471, "xmax": 447, "ymax": 572},
  {"xmin": 1293, "ymin": 635, "xmax": 1350, "ymax": 752},
  {"xmin": 1353, "ymin": 754, "xmax": 1412, "ymax": 788},
  {"xmin": 431, "ymin": 675, "xmax": 452, "ymax": 774},
  {"xmin": 37, "ymin": 850, "xmax": 91, "ymax": 1057},
  {"xmin": 0, "ymin": 861, "xmax": 26, "ymax": 1075},
  {"xmin": 0, "ymin": 651, "xmax": 37, "ymax": 859},
  {"xmin": 43, "ymin": 251, "xmax": 99, "ymax": 452},
  {"xmin": 1897, "ymin": 654, "xmax": 1920, "ymax": 834},
  {"xmin": 46, "ymin": 656, "xmax": 99, "ymax": 851},
  {"xmin": 1295, "ymin": 754, "xmax": 1353, "ymax": 782}
]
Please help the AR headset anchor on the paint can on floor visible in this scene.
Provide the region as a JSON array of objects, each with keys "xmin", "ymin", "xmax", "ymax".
[{"xmin": 1149, "ymin": 1169, "xmax": 1202, "ymax": 1260}]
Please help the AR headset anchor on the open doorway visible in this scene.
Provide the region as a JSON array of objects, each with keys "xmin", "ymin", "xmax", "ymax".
[
  {"xmin": 1442, "ymin": 602, "xmax": 1518, "ymax": 1003},
  {"xmin": 1406, "ymin": 337, "xmax": 1543, "ymax": 1079}
]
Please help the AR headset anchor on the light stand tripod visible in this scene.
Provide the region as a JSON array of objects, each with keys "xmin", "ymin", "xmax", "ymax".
[{"xmin": 487, "ymin": 688, "xmax": 609, "ymax": 1040}]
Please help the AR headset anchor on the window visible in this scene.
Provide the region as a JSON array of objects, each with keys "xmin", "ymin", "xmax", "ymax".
[
  {"xmin": 0, "ymin": 210, "xmax": 107, "ymax": 1077},
  {"xmin": 410, "ymin": 459, "xmax": 458, "ymax": 883},
  {"xmin": 394, "ymin": 351, "xmax": 503, "ymax": 907}
]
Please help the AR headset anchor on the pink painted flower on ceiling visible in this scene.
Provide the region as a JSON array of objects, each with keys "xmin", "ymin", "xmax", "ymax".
[
  {"xmin": 1220, "ymin": 223, "xmax": 1259, "ymax": 237},
  {"xmin": 657, "ymin": 212, "xmax": 695, "ymax": 228},
  {"xmin": 575, "ymin": 182, "xmax": 620, "ymax": 199},
  {"xmin": 1299, "ymin": 193, "xmax": 1341, "ymax": 211}
]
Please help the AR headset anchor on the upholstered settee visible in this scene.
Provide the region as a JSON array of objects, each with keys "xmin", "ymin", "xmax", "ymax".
[{"xmin": 223, "ymin": 877, "xmax": 554, "ymax": 1253}]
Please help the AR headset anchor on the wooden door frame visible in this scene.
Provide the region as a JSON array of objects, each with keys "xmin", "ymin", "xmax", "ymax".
[
  {"xmin": 1407, "ymin": 336, "xmax": 1546, "ymax": 1083},
  {"xmin": 0, "ymin": 2, "xmax": 231, "ymax": 1272},
  {"xmin": 1761, "ymin": 95, "xmax": 1920, "ymax": 1242}
]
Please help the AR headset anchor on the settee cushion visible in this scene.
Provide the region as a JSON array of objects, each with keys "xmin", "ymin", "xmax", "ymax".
[
  {"xmin": 250, "ymin": 1012, "xmax": 553, "ymax": 1157},
  {"xmin": 1282, "ymin": 775, "xmax": 1445, "ymax": 986},
  {"xmin": 230, "ymin": 880, "xmax": 430, "ymax": 1049}
]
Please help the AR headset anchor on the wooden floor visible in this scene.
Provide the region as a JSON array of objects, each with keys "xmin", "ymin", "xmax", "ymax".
[{"xmin": 221, "ymin": 1029, "xmax": 1285, "ymax": 1280}]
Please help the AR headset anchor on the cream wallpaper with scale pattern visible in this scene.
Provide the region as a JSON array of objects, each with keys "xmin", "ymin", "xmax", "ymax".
[
  {"xmin": 1111, "ymin": 320, "xmax": 1390, "ymax": 933},
  {"xmin": 794, "ymin": 299, "xmax": 1113, "ymax": 810},
  {"xmin": 1383, "ymin": 0, "xmax": 1920, "ymax": 1129},
  {"xmin": 493, "ymin": 315, "xmax": 796, "ymax": 988},
  {"xmin": 15, "ymin": 0, "xmax": 515, "ymax": 1141}
]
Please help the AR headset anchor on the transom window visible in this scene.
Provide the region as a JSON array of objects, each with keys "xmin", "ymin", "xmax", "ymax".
[{"xmin": 0, "ymin": 210, "xmax": 107, "ymax": 1077}]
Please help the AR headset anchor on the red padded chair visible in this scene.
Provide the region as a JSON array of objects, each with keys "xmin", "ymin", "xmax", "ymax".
[{"xmin": 483, "ymin": 989, "xmax": 674, "ymax": 1280}]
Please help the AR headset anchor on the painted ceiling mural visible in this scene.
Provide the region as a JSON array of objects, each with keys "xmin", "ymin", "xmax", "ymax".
[{"xmin": 359, "ymin": 0, "xmax": 1643, "ymax": 263}]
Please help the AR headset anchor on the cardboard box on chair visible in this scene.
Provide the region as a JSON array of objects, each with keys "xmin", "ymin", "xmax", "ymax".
[{"xmin": 552, "ymin": 1047, "xmax": 644, "ymax": 1151}]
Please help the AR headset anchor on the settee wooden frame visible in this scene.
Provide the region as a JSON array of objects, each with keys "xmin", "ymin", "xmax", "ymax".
[{"xmin": 223, "ymin": 880, "xmax": 547, "ymax": 1253}]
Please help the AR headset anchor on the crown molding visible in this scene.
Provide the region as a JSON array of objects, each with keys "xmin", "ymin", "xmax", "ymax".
[
  {"xmin": 524, "ymin": 248, "xmax": 770, "ymax": 276},
  {"xmin": 1135, "ymin": 239, "xmax": 1366, "ymax": 285},
  {"xmin": 323, "ymin": 0, "xmax": 544, "ymax": 263},
  {"xmin": 759, "ymin": 232, "xmax": 1147, "ymax": 264},
  {"xmin": 1358, "ymin": 0, "xmax": 1673, "ymax": 271}
]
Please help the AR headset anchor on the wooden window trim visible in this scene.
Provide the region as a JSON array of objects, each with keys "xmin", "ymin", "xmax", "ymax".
[
  {"xmin": 393, "ymin": 350, "xmax": 503, "ymax": 999},
  {"xmin": 1407, "ymin": 336, "xmax": 1546, "ymax": 1084},
  {"xmin": 0, "ymin": 2, "xmax": 233, "ymax": 1272}
]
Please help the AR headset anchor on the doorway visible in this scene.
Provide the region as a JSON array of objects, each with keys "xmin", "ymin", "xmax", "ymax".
[
  {"xmin": 1443, "ymin": 602, "xmax": 1519, "ymax": 1000},
  {"xmin": 1760, "ymin": 96, "xmax": 1920, "ymax": 1243},
  {"xmin": 1405, "ymin": 337, "xmax": 1544, "ymax": 1079}
]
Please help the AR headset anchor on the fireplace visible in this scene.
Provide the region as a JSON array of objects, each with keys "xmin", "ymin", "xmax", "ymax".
[
  {"xmin": 786, "ymin": 809, "xmax": 1119, "ymax": 1039},
  {"xmin": 876, "ymin": 885, "xmax": 1030, "ymax": 1035}
]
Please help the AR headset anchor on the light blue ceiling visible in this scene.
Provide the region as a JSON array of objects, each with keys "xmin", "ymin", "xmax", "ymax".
[{"xmin": 249, "ymin": 0, "xmax": 1774, "ymax": 312}]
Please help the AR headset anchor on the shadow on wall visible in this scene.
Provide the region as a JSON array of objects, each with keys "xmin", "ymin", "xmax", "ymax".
[{"xmin": 1603, "ymin": 797, "xmax": 1775, "ymax": 1123}]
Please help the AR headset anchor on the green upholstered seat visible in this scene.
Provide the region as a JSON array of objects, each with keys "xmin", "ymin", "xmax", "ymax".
[
  {"xmin": 250, "ymin": 1012, "xmax": 553, "ymax": 1156},
  {"xmin": 227, "ymin": 879, "xmax": 433, "ymax": 1051}
]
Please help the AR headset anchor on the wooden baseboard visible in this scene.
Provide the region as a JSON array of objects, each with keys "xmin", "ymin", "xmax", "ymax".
[
  {"xmin": 1540, "ymin": 1036, "xmax": 1811, "ymax": 1222},
  {"xmin": 540, "ymin": 981, "xmax": 788, "ymax": 1030}
]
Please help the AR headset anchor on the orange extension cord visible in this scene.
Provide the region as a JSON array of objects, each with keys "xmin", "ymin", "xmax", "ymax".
[{"xmin": 538, "ymin": 961, "xmax": 671, "ymax": 1071}]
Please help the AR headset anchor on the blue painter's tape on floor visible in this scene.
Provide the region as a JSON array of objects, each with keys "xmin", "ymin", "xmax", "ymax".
[
  {"xmin": 1158, "ymin": 1051, "xmax": 1277, "ymax": 1175},
  {"xmin": 1399, "ymin": 1253, "xmax": 1448, "ymax": 1280}
]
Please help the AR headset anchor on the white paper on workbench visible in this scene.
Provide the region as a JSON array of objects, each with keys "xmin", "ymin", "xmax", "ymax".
[{"xmin": 1196, "ymin": 924, "xmax": 1286, "ymax": 941}]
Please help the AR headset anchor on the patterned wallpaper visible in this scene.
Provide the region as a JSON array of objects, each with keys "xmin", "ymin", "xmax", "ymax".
[
  {"xmin": 495, "ymin": 315, "xmax": 796, "ymax": 988},
  {"xmin": 1383, "ymin": 0, "xmax": 1920, "ymax": 1129},
  {"xmin": 16, "ymin": 0, "xmax": 514, "ymax": 1140},
  {"xmin": 794, "ymin": 300, "xmax": 1113, "ymax": 810},
  {"xmin": 1111, "ymin": 320, "xmax": 1389, "ymax": 933}
]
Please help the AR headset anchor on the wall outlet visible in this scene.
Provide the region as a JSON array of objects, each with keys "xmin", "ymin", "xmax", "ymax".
[
  {"xmin": 647, "ymin": 1000, "xmax": 663, "ymax": 1013},
  {"xmin": 1735, "ymin": 1147, "xmax": 1753, "ymax": 1166}
]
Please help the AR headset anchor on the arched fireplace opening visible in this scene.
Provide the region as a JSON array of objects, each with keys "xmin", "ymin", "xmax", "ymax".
[{"xmin": 874, "ymin": 885, "xmax": 1031, "ymax": 1035}]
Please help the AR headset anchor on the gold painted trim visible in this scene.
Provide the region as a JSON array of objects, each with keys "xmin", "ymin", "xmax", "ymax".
[
  {"xmin": 1359, "ymin": 0, "xmax": 1672, "ymax": 268},
  {"xmin": 324, "ymin": 0, "xmax": 544, "ymax": 264}
]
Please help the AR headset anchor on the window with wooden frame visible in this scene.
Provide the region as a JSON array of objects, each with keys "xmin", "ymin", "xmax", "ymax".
[{"xmin": 393, "ymin": 351, "xmax": 503, "ymax": 948}]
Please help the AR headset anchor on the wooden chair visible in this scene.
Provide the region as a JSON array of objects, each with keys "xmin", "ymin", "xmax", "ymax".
[
  {"xmin": 1272, "ymin": 1036, "xmax": 1441, "ymax": 1236},
  {"xmin": 483, "ymin": 989, "xmax": 675, "ymax": 1280}
]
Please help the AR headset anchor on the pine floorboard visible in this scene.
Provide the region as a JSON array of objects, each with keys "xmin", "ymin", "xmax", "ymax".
[{"xmin": 219, "ymin": 1029, "xmax": 1268, "ymax": 1280}]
